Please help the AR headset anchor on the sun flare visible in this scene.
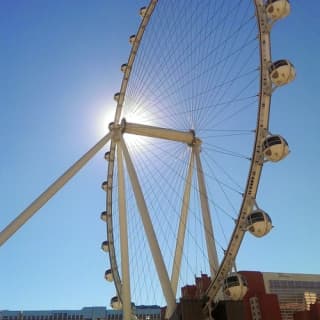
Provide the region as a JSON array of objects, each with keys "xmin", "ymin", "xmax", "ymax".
[{"xmin": 96, "ymin": 101, "xmax": 154, "ymax": 149}]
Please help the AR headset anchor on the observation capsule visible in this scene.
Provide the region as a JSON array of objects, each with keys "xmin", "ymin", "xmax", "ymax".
[
  {"xmin": 104, "ymin": 151, "xmax": 110, "ymax": 161},
  {"xmin": 121, "ymin": 63, "xmax": 128, "ymax": 73},
  {"xmin": 101, "ymin": 240, "xmax": 109, "ymax": 252},
  {"xmin": 114, "ymin": 92, "xmax": 120, "ymax": 102},
  {"xmin": 108, "ymin": 122, "xmax": 115, "ymax": 131},
  {"xmin": 223, "ymin": 273, "xmax": 248, "ymax": 301},
  {"xmin": 104, "ymin": 269, "xmax": 113, "ymax": 282},
  {"xmin": 129, "ymin": 35, "xmax": 136, "ymax": 45},
  {"xmin": 262, "ymin": 135, "xmax": 289, "ymax": 162},
  {"xmin": 101, "ymin": 181, "xmax": 108, "ymax": 191},
  {"xmin": 265, "ymin": 0, "xmax": 290, "ymax": 21},
  {"xmin": 139, "ymin": 6, "xmax": 147, "ymax": 17},
  {"xmin": 110, "ymin": 296, "xmax": 122, "ymax": 310},
  {"xmin": 247, "ymin": 210, "xmax": 272, "ymax": 237},
  {"xmin": 269, "ymin": 60, "xmax": 296, "ymax": 86},
  {"xmin": 100, "ymin": 211, "xmax": 108, "ymax": 222}
]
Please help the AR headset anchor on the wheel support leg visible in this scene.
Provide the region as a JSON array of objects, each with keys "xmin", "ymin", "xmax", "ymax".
[
  {"xmin": 119, "ymin": 136, "xmax": 176, "ymax": 319},
  {"xmin": 195, "ymin": 146, "xmax": 219, "ymax": 277},
  {"xmin": 116, "ymin": 142, "xmax": 132, "ymax": 320},
  {"xmin": 171, "ymin": 149, "xmax": 194, "ymax": 296},
  {"xmin": 0, "ymin": 133, "xmax": 111, "ymax": 246}
]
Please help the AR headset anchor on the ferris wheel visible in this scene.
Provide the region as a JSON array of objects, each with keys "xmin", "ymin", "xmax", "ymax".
[
  {"xmin": 101, "ymin": 0, "xmax": 295, "ymax": 319},
  {"xmin": 0, "ymin": 1, "xmax": 295, "ymax": 320}
]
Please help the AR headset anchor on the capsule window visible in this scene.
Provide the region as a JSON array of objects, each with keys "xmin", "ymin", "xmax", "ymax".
[
  {"xmin": 225, "ymin": 276, "xmax": 240, "ymax": 287},
  {"xmin": 263, "ymin": 136, "xmax": 282, "ymax": 149},
  {"xmin": 269, "ymin": 60, "xmax": 288, "ymax": 72},
  {"xmin": 267, "ymin": 0, "xmax": 282, "ymax": 4},
  {"xmin": 248, "ymin": 212, "xmax": 265, "ymax": 223}
]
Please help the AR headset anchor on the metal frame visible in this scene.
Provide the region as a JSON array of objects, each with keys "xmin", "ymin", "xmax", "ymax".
[
  {"xmin": 195, "ymin": 145, "xmax": 219, "ymax": 277},
  {"xmin": 119, "ymin": 135, "xmax": 176, "ymax": 318},
  {"xmin": 171, "ymin": 150, "xmax": 194, "ymax": 297},
  {"xmin": 0, "ymin": 132, "xmax": 111, "ymax": 246},
  {"xmin": 116, "ymin": 142, "xmax": 131, "ymax": 319},
  {"xmin": 0, "ymin": 1, "xmax": 274, "ymax": 320},
  {"xmin": 108, "ymin": 122, "xmax": 220, "ymax": 318},
  {"xmin": 105, "ymin": 0, "xmax": 158, "ymax": 306},
  {"xmin": 204, "ymin": 0, "xmax": 272, "ymax": 312},
  {"xmin": 105, "ymin": 0, "xmax": 273, "ymax": 318}
]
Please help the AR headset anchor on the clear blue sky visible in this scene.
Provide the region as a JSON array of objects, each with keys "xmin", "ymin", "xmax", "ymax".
[{"xmin": 0, "ymin": 0, "xmax": 319, "ymax": 311}]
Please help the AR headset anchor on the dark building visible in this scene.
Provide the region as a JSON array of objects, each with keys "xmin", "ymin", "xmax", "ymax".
[
  {"xmin": 240, "ymin": 271, "xmax": 320, "ymax": 320},
  {"xmin": 177, "ymin": 271, "xmax": 320, "ymax": 320},
  {"xmin": 240, "ymin": 271, "xmax": 282, "ymax": 320},
  {"xmin": 178, "ymin": 274, "xmax": 246, "ymax": 320},
  {"xmin": 3, "ymin": 271, "xmax": 320, "ymax": 320},
  {"xmin": 293, "ymin": 303, "xmax": 320, "ymax": 320}
]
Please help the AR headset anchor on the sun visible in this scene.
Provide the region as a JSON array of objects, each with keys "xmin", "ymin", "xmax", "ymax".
[
  {"xmin": 95, "ymin": 100, "xmax": 154, "ymax": 150},
  {"xmin": 121, "ymin": 107, "xmax": 154, "ymax": 148},
  {"xmin": 95, "ymin": 102, "xmax": 116, "ymax": 138}
]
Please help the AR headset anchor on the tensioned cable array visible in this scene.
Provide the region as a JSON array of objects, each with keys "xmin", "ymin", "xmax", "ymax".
[{"xmin": 105, "ymin": 0, "xmax": 263, "ymax": 312}]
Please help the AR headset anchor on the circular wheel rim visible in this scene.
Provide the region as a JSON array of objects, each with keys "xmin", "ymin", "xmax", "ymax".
[{"xmin": 104, "ymin": 0, "xmax": 273, "ymax": 316}]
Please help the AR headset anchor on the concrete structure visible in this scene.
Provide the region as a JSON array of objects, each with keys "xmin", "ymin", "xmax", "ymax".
[
  {"xmin": 240, "ymin": 271, "xmax": 282, "ymax": 320},
  {"xmin": 3, "ymin": 271, "xmax": 320, "ymax": 320},
  {"xmin": 177, "ymin": 271, "xmax": 320, "ymax": 320},
  {"xmin": 293, "ymin": 303, "xmax": 320, "ymax": 320},
  {"xmin": 0, "ymin": 308, "xmax": 106, "ymax": 320},
  {"xmin": 0, "ymin": 306, "xmax": 161, "ymax": 320},
  {"xmin": 240, "ymin": 271, "xmax": 320, "ymax": 320},
  {"xmin": 178, "ymin": 274, "xmax": 246, "ymax": 320},
  {"xmin": 108, "ymin": 305, "xmax": 161, "ymax": 320}
]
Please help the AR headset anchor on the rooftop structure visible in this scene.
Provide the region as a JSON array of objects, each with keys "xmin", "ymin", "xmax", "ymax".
[
  {"xmin": 179, "ymin": 271, "xmax": 320, "ymax": 320},
  {"xmin": 0, "ymin": 306, "xmax": 161, "ymax": 320},
  {"xmin": 262, "ymin": 272, "xmax": 320, "ymax": 320}
]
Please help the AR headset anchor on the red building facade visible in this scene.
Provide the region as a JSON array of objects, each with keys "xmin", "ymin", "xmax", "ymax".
[
  {"xmin": 240, "ymin": 271, "xmax": 282, "ymax": 320},
  {"xmin": 179, "ymin": 271, "xmax": 320, "ymax": 320}
]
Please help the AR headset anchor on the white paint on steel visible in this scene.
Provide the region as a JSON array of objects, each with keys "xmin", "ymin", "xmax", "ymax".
[
  {"xmin": 113, "ymin": 0, "xmax": 158, "ymax": 125},
  {"xmin": 117, "ymin": 142, "xmax": 132, "ymax": 320},
  {"xmin": 0, "ymin": 132, "xmax": 111, "ymax": 247},
  {"xmin": 105, "ymin": 0, "xmax": 158, "ymax": 301},
  {"xmin": 123, "ymin": 121, "xmax": 195, "ymax": 145},
  {"xmin": 119, "ymin": 135, "xmax": 176, "ymax": 319},
  {"xmin": 204, "ymin": 0, "xmax": 273, "ymax": 312},
  {"xmin": 195, "ymin": 146, "xmax": 219, "ymax": 277},
  {"xmin": 105, "ymin": 139, "xmax": 123, "ymax": 300},
  {"xmin": 171, "ymin": 150, "xmax": 195, "ymax": 297},
  {"xmin": 105, "ymin": 0, "xmax": 276, "ymax": 316}
]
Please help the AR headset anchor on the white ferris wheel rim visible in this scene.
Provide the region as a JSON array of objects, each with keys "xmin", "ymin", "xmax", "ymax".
[{"xmin": 104, "ymin": 0, "xmax": 274, "ymax": 316}]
